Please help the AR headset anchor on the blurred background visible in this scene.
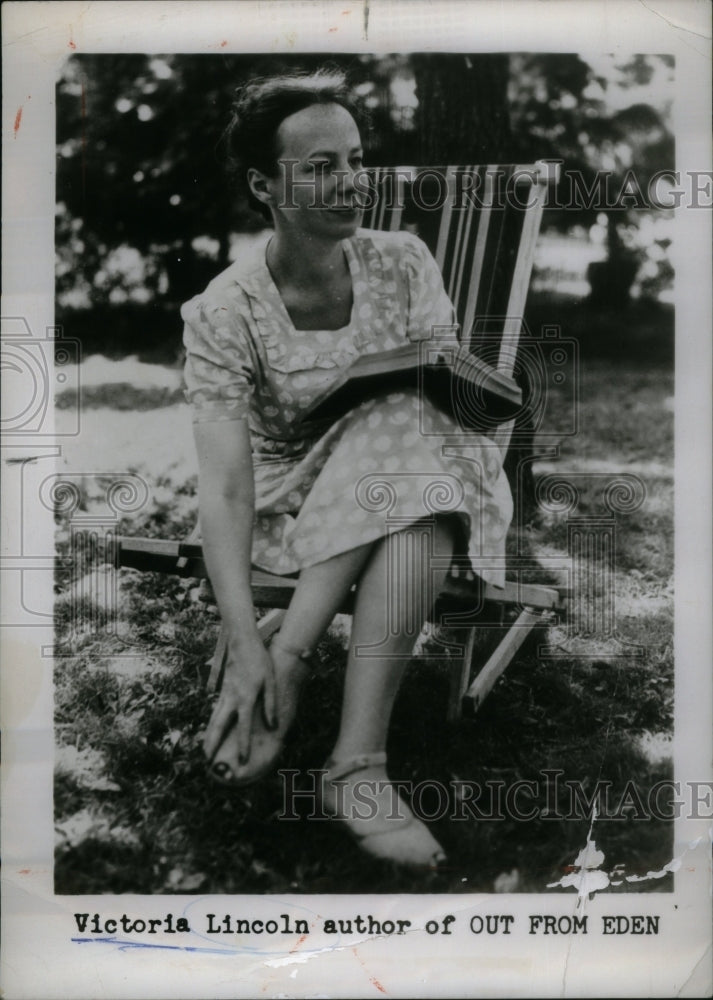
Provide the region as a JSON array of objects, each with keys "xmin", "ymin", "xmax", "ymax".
[{"xmin": 56, "ymin": 51, "xmax": 674, "ymax": 364}]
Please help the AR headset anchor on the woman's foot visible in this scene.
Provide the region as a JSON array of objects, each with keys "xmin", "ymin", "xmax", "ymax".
[
  {"xmin": 208, "ymin": 636, "xmax": 311, "ymax": 787},
  {"xmin": 319, "ymin": 752, "xmax": 447, "ymax": 868}
]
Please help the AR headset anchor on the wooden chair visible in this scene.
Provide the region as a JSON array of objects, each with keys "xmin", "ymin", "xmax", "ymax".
[{"xmin": 116, "ymin": 162, "xmax": 568, "ymax": 720}]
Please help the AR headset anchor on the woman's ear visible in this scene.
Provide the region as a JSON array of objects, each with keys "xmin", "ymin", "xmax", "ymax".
[{"xmin": 247, "ymin": 167, "xmax": 274, "ymax": 208}]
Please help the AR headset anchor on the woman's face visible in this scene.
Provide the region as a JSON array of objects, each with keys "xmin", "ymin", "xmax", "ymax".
[{"xmin": 257, "ymin": 102, "xmax": 365, "ymax": 241}]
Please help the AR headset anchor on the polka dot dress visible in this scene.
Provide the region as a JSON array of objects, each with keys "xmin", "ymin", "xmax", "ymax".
[{"xmin": 182, "ymin": 229, "xmax": 512, "ymax": 587}]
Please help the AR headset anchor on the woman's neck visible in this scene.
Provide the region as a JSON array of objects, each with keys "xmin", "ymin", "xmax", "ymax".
[{"xmin": 267, "ymin": 230, "xmax": 348, "ymax": 289}]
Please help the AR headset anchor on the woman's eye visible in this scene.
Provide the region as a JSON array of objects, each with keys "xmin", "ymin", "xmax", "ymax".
[
  {"xmin": 350, "ymin": 156, "xmax": 363, "ymax": 168},
  {"xmin": 309, "ymin": 160, "xmax": 331, "ymax": 174}
]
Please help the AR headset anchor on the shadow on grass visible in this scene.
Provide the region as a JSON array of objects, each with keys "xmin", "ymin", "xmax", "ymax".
[
  {"xmin": 55, "ymin": 599, "xmax": 673, "ymax": 895},
  {"xmin": 525, "ymin": 293, "xmax": 673, "ymax": 368}
]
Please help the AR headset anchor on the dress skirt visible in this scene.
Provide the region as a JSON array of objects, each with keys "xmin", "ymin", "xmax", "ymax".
[{"xmin": 251, "ymin": 389, "xmax": 512, "ymax": 589}]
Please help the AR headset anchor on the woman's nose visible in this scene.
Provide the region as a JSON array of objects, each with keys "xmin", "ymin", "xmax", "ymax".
[
  {"xmin": 334, "ymin": 166, "xmax": 354, "ymax": 195},
  {"xmin": 334, "ymin": 165, "xmax": 359, "ymax": 205}
]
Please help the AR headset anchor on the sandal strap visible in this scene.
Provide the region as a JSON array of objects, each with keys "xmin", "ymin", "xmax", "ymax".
[{"xmin": 323, "ymin": 752, "xmax": 388, "ymax": 782}]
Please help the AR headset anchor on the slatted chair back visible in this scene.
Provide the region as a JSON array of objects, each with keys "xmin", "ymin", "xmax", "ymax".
[{"xmin": 361, "ymin": 162, "xmax": 557, "ymax": 454}]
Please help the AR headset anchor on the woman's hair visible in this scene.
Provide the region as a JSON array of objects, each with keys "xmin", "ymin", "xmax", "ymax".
[{"xmin": 224, "ymin": 69, "xmax": 365, "ymax": 210}]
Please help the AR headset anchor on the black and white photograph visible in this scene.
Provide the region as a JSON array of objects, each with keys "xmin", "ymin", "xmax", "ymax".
[{"xmin": 2, "ymin": 1, "xmax": 711, "ymax": 997}]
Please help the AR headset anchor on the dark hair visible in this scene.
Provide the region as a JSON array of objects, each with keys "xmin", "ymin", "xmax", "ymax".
[{"xmin": 225, "ymin": 69, "xmax": 365, "ymax": 210}]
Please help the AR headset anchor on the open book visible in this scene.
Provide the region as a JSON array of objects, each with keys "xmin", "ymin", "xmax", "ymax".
[{"xmin": 303, "ymin": 342, "xmax": 522, "ymax": 429}]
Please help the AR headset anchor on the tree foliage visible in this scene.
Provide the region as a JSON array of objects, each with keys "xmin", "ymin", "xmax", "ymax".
[{"xmin": 56, "ymin": 51, "xmax": 674, "ymax": 317}]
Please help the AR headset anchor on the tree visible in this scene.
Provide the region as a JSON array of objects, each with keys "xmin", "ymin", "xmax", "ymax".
[
  {"xmin": 508, "ymin": 53, "xmax": 675, "ymax": 305},
  {"xmin": 412, "ymin": 53, "xmax": 512, "ymax": 164},
  {"xmin": 408, "ymin": 54, "xmax": 533, "ymax": 516}
]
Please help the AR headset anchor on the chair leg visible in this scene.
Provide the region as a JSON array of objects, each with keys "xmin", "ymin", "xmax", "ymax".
[
  {"xmin": 176, "ymin": 522, "xmax": 202, "ymax": 573},
  {"xmin": 462, "ymin": 606, "xmax": 549, "ymax": 716},
  {"xmin": 205, "ymin": 628, "xmax": 228, "ymax": 692},
  {"xmin": 447, "ymin": 626, "xmax": 478, "ymax": 723},
  {"xmin": 205, "ymin": 607, "xmax": 288, "ymax": 693},
  {"xmin": 257, "ymin": 607, "xmax": 288, "ymax": 644}
]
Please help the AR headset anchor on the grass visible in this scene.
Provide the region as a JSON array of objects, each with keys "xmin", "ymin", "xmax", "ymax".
[{"xmin": 54, "ymin": 300, "xmax": 674, "ymax": 896}]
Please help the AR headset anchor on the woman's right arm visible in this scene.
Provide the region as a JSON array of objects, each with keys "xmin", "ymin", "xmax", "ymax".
[{"xmin": 193, "ymin": 418, "xmax": 277, "ymax": 765}]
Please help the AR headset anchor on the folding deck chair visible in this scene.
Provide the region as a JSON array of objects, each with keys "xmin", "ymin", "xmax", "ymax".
[{"xmin": 117, "ymin": 162, "xmax": 568, "ymax": 720}]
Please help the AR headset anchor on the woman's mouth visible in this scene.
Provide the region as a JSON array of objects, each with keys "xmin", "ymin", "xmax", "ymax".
[{"xmin": 325, "ymin": 205, "xmax": 362, "ymax": 216}]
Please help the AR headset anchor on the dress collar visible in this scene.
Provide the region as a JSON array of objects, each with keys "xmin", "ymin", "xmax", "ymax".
[{"xmin": 234, "ymin": 231, "xmax": 390, "ymax": 355}]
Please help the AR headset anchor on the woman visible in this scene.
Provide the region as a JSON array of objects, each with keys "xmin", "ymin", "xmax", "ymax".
[{"xmin": 182, "ymin": 70, "xmax": 512, "ymax": 867}]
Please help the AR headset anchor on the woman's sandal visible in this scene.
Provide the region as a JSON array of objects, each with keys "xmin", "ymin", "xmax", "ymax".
[
  {"xmin": 208, "ymin": 634, "xmax": 314, "ymax": 788},
  {"xmin": 320, "ymin": 752, "xmax": 447, "ymax": 868}
]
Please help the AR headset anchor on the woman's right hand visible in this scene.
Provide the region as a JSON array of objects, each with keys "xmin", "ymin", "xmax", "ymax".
[{"xmin": 203, "ymin": 632, "xmax": 277, "ymax": 769}]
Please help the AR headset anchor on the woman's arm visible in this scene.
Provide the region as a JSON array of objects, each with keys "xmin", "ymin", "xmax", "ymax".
[
  {"xmin": 193, "ymin": 419, "xmax": 277, "ymax": 765},
  {"xmin": 194, "ymin": 418, "xmax": 259, "ymax": 644}
]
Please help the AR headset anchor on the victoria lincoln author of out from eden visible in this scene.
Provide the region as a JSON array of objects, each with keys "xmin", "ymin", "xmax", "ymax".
[{"xmin": 180, "ymin": 70, "xmax": 513, "ymax": 868}]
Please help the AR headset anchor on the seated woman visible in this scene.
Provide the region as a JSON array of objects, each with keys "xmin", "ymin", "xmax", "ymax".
[{"xmin": 182, "ymin": 70, "xmax": 512, "ymax": 867}]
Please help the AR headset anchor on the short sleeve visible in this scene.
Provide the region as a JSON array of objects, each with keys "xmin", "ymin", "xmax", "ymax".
[
  {"xmin": 182, "ymin": 295, "xmax": 255, "ymax": 424},
  {"xmin": 402, "ymin": 234, "xmax": 457, "ymax": 342}
]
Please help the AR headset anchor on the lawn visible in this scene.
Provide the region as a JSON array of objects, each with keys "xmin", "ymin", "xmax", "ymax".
[{"xmin": 53, "ymin": 299, "xmax": 674, "ymax": 896}]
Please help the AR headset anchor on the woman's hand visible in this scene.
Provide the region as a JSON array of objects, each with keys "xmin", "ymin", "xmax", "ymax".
[{"xmin": 203, "ymin": 633, "xmax": 277, "ymax": 768}]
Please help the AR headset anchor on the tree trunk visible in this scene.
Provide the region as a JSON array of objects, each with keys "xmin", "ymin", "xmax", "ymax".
[{"xmin": 411, "ymin": 54, "xmax": 512, "ymax": 164}]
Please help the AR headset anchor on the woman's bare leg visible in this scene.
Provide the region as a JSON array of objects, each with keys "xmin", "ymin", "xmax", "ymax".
[
  {"xmin": 276, "ymin": 542, "xmax": 373, "ymax": 653},
  {"xmin": 331, "ymin": 515, "xmax": 455, "ymax": 758},
  {"xmin": 273, "ymin": 514, "xmax": 456, "ymax": 750},
  {"xmin": 211, "ymin": 516, "xmax": 454, "ymax": 795},
  {"xmin": 210, "ymin": 542, "xmax": 373, "ymax": 781},
  {"xmin": 321, "ymin": 515, "xmax": 456, "ymax": 865}
]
